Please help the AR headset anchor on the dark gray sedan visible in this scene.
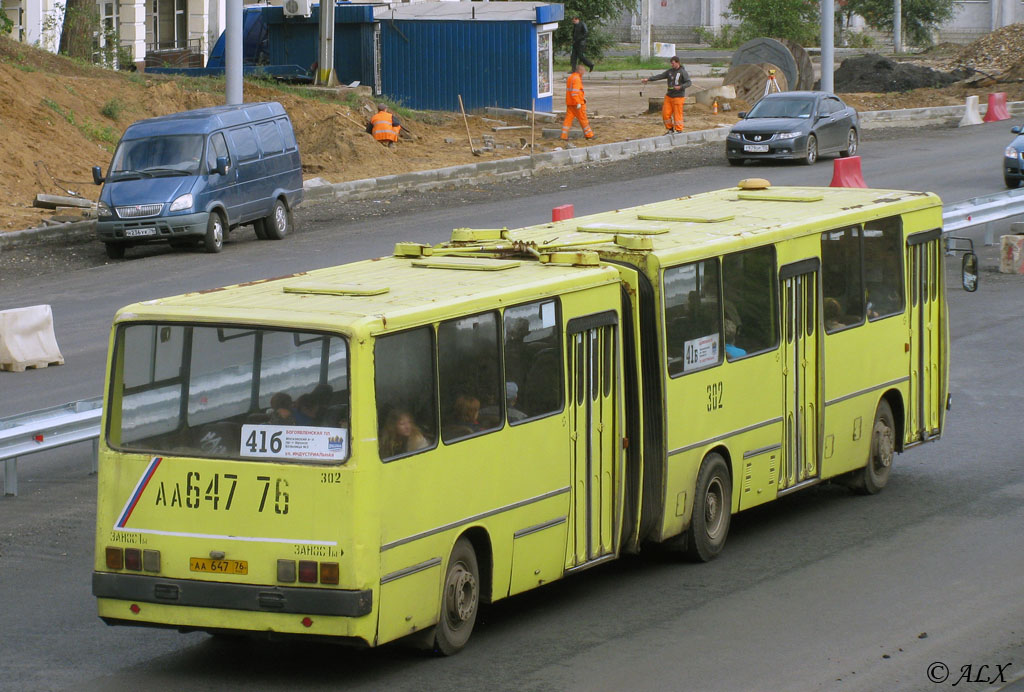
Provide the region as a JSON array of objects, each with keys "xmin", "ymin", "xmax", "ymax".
[{"xmin": 725, "ymin": 91, "xmax": 860, "ymax": 166}]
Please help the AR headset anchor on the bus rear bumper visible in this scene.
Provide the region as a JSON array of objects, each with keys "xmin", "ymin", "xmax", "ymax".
[{"xmin": 92, "ymin": 571, "xmax": 373, "ymax": 617}]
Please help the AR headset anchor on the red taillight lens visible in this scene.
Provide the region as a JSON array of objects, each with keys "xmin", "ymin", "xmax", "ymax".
[
  {"xmin": 124, "ymin": 548, "xmax": 142, "ymax": 570},
  {"xmin": 105, "ymin": 547, "xmax": 124, "ymax": 569},
  {"xmin": 320, "ymin": 562, "xmax": 339, "ymax": 585},
  {"xmin": 298, "ymin": 560, "xmax": 318, "ymax": 583}
]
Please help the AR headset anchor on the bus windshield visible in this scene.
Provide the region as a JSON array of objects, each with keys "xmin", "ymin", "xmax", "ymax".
[{"xmin": 108, "ymin": 323, "xmax": 350, "ymax": 464}]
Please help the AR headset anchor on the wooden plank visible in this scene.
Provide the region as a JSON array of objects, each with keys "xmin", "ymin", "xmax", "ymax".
[
  {"xmin": 492, "ymin": 125, "xmax": 531, "ymax": 131},
  {"xmin": 33, "ymin": 194, "xmax": 93, "ymax": 210}
]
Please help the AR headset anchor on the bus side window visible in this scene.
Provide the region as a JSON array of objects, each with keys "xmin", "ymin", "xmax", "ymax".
[
  {"xmin": 821, "ymin": 226, "xmax": 865, "ymax": 333},
  {"xmin": 503, "ymin": 299, "xmax": 562, "ymax": 423},
  {"xmin": 863, "ymin": 216, "xmax": 905, "ymax": 320},
  {"xmin": 438, "ymin": 312, "xmax": 503, "ymax": 443},
  {"xmin": 374, "ymin": 327, "xmax": 437, "ymax": 461},
  {"xmin": 664, "ymin": 259, "xmax": 722, "ymax": 376},
  {"xmin": 722, "ymin": 245, "xmax": 778, "ymax": 359}
]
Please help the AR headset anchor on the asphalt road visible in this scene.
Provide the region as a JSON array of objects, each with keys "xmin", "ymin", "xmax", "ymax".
[{"xmin": 1, "ymin": 121, "xmax": 1023, "ymax": 692}]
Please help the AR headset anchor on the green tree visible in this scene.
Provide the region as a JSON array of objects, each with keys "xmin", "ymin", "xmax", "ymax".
[
  {"xmin": 1, "ymin": 13, "xmax": 14, "ymax": 35},
  {"xmin": 844, "ymin": 0, "xmax": 953, "ymax": 46},
  {"xmin": 727, "ymin": 0, "xmax": 821, "ymax": 45},
  {"xmin": 553, "ymin": 0, "xmax": 638, "ymax": 61}
]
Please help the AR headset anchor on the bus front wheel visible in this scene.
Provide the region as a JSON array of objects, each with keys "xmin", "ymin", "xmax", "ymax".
[
  {"xmin": 853, "ymin": 400, "xmax": 895, "ymax": 495},
  {"xmin": 686, "ymin": 453, "xmax": 731, "ymax": 562},
  {"xmin": 433, "ymin": 537, "xmax": 479, "ymax": 655}
]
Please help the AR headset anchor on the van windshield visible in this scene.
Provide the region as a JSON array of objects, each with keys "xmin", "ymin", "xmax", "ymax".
[{"xmin": 109, "ymin": 135, "xmax": 204, "ymax": 180}]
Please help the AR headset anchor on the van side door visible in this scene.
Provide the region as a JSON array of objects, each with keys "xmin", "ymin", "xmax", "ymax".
[
  {"xmin": 254, "ymin": 120, "xmax": 286, "ymax": 216},
  {"xmin": 226, "ymin": 125, "xmax": 261, "ymax": 224}
]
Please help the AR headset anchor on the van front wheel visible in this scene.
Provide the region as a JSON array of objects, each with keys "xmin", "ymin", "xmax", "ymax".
[
  {"xmin": 204, "ymin": 212, "xmax": 225, "ymax": 253},
  {"xmin": 263, "ymin": 199, "xmax": 291, "ymax": 241}
]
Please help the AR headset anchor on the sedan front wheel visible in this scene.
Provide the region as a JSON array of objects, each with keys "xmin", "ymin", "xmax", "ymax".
[{"xmin": 802, "ymin": 134, "xmax": 818, "ymax": 165}]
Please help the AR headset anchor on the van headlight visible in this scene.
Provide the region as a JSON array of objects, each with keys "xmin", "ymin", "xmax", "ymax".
[
  {"xmin": 169, "ymin": 193, "xmax": 194, "ymax": 212},
  {"xmin": 1005, "ymin": 146, "xmax": 1021, "ymax": 159},
  {"xmin": 97, "ymin": 201, "xmax": 112, "ymax": 217}
]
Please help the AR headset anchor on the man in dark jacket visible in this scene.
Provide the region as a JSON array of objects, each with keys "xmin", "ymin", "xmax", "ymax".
[
  {"xmin": 642, "ymin": 55, "xmax": 692, "ymax": 132},
  {"xmin": 570, "ymin": 16, "xmax": 595, "ymax": 72}
]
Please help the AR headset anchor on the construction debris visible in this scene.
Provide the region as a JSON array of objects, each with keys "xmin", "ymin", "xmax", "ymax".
[
  {"xmin": 33, "ymin": 194, "xmax": 93, "ymax": 210},
  {"xmin": 833, "ymin": 54, "xmax": 965, "ymax": 93}
]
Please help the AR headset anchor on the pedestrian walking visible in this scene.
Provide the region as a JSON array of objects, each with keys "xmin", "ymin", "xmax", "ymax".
[
  {"xmin": 570, "ymin": 16, "xmax": 595, "ymax": 72},
  {"xmin": 642, "ymin": 55, "xmax": 691, "ymax": 133},
  {"xmin": 561, "ymin": 64, "xmax": 594, "ymax": 141}
]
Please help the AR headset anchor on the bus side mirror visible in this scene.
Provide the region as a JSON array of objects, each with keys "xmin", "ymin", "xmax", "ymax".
[
  {"xmin": 962, "ymin": 252, "xmax": 978, "ymax": 292},
  {"xmin": 92, "ymin": 166, "xmax": 105, "ymax": 185},
  {"xmin": 216, "ymin": 156, "xmax": 230, "ymax": 176}
]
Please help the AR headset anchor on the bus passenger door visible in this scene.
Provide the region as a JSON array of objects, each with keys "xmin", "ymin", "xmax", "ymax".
[
  {"xmin": 779, "ymin": 261, "xmax": 821, "ymax": 492},
  {"xmin": 565, "ymin": 313, "xmax": 618, "ymax": 568},
  {"xmin": 907, "ymin": 231, "xmax": 945, "ymax": 441}
]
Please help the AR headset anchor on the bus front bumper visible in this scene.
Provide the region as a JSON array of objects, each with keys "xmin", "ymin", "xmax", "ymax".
[{"xmin": 93, "ymin": 571, "xmax": 372, "ymax": 617}]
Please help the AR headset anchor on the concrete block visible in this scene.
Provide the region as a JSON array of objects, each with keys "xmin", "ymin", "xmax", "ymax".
[
  {"xmin": 1000, "ymin": 234, "xmax": 1024, "ymax": 274},
  {"xmin": 0, "ymin": 305, "xmax": 64, "ymax": 373},
  {"xmin": 959, "ymin": 95, "xmax": 983, "ymax": 126},
  {"xmin": 693, "ymin": 85, "xmax": 737, "ymax": 106}
]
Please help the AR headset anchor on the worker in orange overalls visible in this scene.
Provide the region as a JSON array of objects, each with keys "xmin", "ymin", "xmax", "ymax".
[
  {"xmin": 642, "ymin": 55, "xmax": 691, "ymax": 133},
  {"xmin": 561, "ymin": 64, "xmax": 594, "ymax": 141},
  {"xmin": 366, "ymin": 103, "xmax": 401, "ymax": 149}
]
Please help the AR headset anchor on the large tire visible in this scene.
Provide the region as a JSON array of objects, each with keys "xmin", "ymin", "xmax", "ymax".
[
  {"xmin": 685, "ymin": 453, "xmax": 732, "ymax": 562},
  {"xmin": 433, "ymin": 537, "xmax": 479, "ymax": 655},
  {"xmin": 852, "ymin": 400, "xmax": 895, "ymax": 495},
  {"xmin": 104, "ymin": 243, "xmax": 126, "ymax": 260},
  {"xmin": 802, "ymin": 134, "xmax": 818, "ymax": 165},
  {"xmin": 263, "ymin": 199, "xmax": 291, "ymax": 241},
  {"xmin": 204, "ymin": 211, "xmax": 225, "ymax": 254},
  {"xmin": 840, "ymin": 128, "xmax": 858, "ymax": 157}
]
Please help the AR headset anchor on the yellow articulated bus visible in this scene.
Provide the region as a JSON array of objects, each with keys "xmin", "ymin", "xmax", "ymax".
[{"xmin": 94, "ymin": 181, "xmax": 951, "ymax": 653}]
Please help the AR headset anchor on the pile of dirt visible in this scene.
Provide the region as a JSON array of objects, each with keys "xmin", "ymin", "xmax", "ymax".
[
  {"xmin": 949, "ymin": 23, "xmax": 1024, "ymax": 74},
  {"xmin": 833, "ymin": 53, "xmax": 966, "ymax": 93}
]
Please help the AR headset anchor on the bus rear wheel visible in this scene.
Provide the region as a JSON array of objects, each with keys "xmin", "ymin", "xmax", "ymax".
[
  {"xmin": 433, "ymin": 537, "xmax": 479, "ymax": 655},
  {"xmin": 686, "ymin": 453, "xmax": 731, "ymax": 562},
  {"xmin": 852, "ymin": 400, "xmax": 895, "ymax": 495}
]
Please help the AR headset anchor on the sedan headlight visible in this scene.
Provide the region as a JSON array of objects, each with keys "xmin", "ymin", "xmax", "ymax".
[
  {"xmin": 97, "ymin": 201, "xmax": 112, "ymax": 217},
  {"xmin": 1005, "ymin": 146, "xmax": 1021, "ymax": 159},
  {"xmin": 777, "ymin": 132, "xmax": 802, "ymax": 140},
  {"xmin": 727, "ymin": 132, "xmax": 742, "ymax": 140},
  {"xmin": 168, "ymin": 193, "xmax": 194, "ymax": 212}
]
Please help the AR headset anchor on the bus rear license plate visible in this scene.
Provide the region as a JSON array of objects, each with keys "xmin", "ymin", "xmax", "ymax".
[
  {"xmin": 744, "ymin": 144, "xmax": 769, "ymax": 153},
  {"xmin": 125, "ymin": 227, "xmax": 157, "ymax": 237},
  {"xmin": 190, "ymin": 558, "xmax": 248, "ymax": 574}
]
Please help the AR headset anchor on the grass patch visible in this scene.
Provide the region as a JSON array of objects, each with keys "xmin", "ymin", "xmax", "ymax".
[
  {"xmin": 42, "ymin": 97, "xmax": 119, "ymax": 147},
  {"xmin": 100, "ymin": 98, "xmax": 124, "ymax": 120}
]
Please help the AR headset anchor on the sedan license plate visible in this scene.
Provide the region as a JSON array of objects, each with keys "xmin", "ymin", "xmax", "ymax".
[
  {"xmin": 125, "ymin": 227, "xmax": 157, "ymax": 238},
  {"xmin": 190, "ymin": 558, "xmax": 248, "ymax": 575},
  {"xmin": 744, "ymin": 144, "xmax": 769, "ymax": 153}
]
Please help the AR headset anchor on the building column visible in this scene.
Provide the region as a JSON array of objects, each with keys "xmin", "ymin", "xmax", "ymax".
[{"xmin": 118, "ymin": 0, "xmax": 147, "ymax": 68}]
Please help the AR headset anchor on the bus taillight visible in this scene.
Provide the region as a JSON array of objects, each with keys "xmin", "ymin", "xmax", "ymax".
[
  {"xmin": 277, "ymin": 559, "xmax": 338, "ymax": 584},
  {"xmin": 319, "ymin": 563, "xmax": 339, "ymax": 585},
  {"xmin": 298, "ymin": 561, "xmax": 317, "ymax": 583},
  {"xmin": 105, "ymin": 547, "xmax": 161, "ymax": 572}
]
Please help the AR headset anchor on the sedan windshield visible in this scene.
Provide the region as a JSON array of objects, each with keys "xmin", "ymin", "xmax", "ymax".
[
  {"xmin": 747, "ymin": 98, "xmax": 815, "ymax": 119},
  {"xmin": 109, "ymin": 135, "xmax": 204, "ymax": 179}
]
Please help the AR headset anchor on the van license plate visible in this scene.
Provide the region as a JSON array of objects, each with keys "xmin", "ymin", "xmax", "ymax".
[
  {"xmin": 125, "ymin": 227, "xmax": 157, "ymax": 237},
  {"xmin": 744, "ymin": 144, "xmax": 769, "ymax": 153},
  {"xmin": 190, "ymin": 558, "xmax": 248, "ymax": 574}
]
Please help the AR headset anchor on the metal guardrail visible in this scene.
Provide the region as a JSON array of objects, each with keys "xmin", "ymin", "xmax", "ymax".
[
  {"xmin": 942, "ymin": 187, "xmax": 1024, "ymax": 243},
  {"xmin": 0, "ymin": 397, "xmax": 102, "ymax": 496}
]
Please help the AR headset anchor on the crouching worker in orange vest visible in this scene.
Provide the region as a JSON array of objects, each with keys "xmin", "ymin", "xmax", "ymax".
[
  {"xmin": 367, "ymin": 103, "xmax": 401, "ymax": 148},
  {"xmin": 561, "ymin": 64, "xmax": 594, "ymax": 141}
]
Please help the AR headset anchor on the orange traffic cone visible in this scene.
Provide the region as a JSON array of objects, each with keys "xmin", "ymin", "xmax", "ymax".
[{"xmin": 712, "ymin": 99, "xmax": 719, "ymax": 115}]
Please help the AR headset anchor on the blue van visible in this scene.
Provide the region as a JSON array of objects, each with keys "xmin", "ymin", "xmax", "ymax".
[{"xmin": 93, "ymin": 101, "xmax": 303, "ymax": 258}]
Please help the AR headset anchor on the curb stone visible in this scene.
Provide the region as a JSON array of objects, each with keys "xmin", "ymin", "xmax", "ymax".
[{"xmin": 3, "ymin": 101, "xmax": 1023, "ymax": 251}]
